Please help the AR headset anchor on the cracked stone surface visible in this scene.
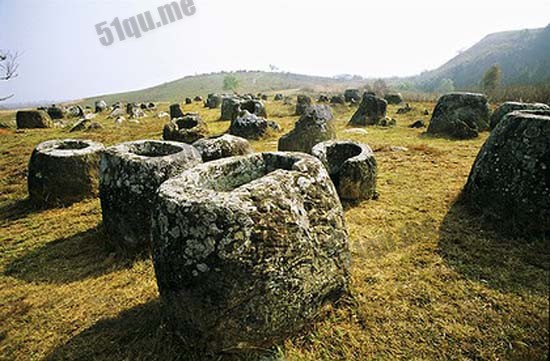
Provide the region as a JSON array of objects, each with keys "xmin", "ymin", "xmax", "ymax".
[
  {"xmin": 312, "ymin": 140, "xmax": 378, "ymax": 201},
  {"xmin": 427, "ymin": 92, "xmax": 490, "ymax": 139},
  {"xmin": 152, "ymin": 152, "xmax": 350, "ymax": 352},
  {"xmin": 100, "ymin": 140, "xmax": 202, "ymax": 250},
  {"xmin": 462, "ymin": 110, "xmax": 550, "ymax": 236},
  {"xmin": 28, "ymin": 139, "xmax": 105, "ymax": 207},
  {"xmin": 278, "ymin": 105, "xmax": 335, "ymax": 154},
  {"xmin": 193, "ymin": 134, "xmax": 253, "ymax": 162}
]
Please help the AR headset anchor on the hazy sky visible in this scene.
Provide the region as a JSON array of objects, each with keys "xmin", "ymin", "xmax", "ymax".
[{"xmin": 0, "ymin": 0, "xmax": 548, "ymax": 104}]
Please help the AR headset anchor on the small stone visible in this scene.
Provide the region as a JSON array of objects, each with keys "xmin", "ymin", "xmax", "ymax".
[
  {"xmin": 409, "ymin": 120, "xmax": 425, "ymax": 128},
  {"xmin": 343, "ymin": 128, "xmax": 368, "ymax": 135}
]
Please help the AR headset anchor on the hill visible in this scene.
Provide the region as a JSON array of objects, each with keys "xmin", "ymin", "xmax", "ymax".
[
  {"xmin": 412, "ymin": 25, "xmax": 550, "ymax": 91},
  {"xmin": 83, "ymin": 71, "xmax": 364, "ymax": 106},
  {"xmin": 81, "ymin": 26, "xmax": 550, "ymax": 106}
]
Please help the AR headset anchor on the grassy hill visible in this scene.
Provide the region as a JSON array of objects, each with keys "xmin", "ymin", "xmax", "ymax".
[
  {"xmin": 83, "ymin": 71, "xmax": 364, "ymax": 106},
  {"xmin": 79, "ymin": 25, "xmax": 550, "ymax": 107},
  {"xmin": 412, "ymin": 25, "xmax": 550, "ymax": 90}
]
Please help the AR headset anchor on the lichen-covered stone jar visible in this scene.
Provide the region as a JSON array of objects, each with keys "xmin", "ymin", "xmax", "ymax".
[
  {"xmin": 99, "ymin": 140, "xmax": 202, "ymax": 250},
  {"xmin": 312, "ymin": 140, "xmax": 378, "ymax": 201},
  {"xmin": 28, "ymin": 139, "xmax": 105, "ymax": 207},
  {"xmin": 152, "ymin": 152, "xmax": 350, "ymax": 352},
  {"xmin": 462, "ymin": 110, "xmax": 550, "ymax": 236}
]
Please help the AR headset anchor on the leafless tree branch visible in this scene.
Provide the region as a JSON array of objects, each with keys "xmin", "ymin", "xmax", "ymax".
[
  {"xmin": 0, "ymin": 94, "xmax": 14, "ymax": 101},
  {"xmin": 0, "ymin": 50, "xmax": 21, "ymax": 81},
  {"xmin": 0, "ymin": 50, "xmax": 20, "ymax": 102}
]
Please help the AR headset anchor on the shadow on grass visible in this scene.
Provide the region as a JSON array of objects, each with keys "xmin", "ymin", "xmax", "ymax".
[
  {"xmin": 45, "ymin": 300, "xmax": 283, "ymax": 361},
  {"xmin": 45, "ymin": 300, "xmax": 185, "ymax": 361},
  {"xmin": 4, "ymin": 225, "xmax": 141, "ymax": 284},
  {"xmin": 437, "ymin": 201, "xmax": 549, "ymax": 295},
  {"xmin": 0, "ymin": 198, "xmax": 41, "ymax": 224}
]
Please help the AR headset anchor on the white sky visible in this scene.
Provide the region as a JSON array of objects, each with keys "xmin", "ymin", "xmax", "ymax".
[{"xmin": 0, "ymin": 0, "xmax": 548, "ymax": 104}]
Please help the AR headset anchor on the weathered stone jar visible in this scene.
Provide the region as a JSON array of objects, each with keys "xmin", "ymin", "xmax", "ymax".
[
  {"xmin": 462, "ymin": 110, "xmax": 550, "ymax": 236},
  {"xmin": 221, "ymin": 97, "xmax": 241, "ymax": 121},
  {"xmin": 295, "ymin": 94, "xmax": 312, "ymax": 115},
  {"xmin": 312, "ymin": 140, "xmax": 378, "ymax": 201},
  {"xmin": 28, "ymin": 139, "xmax": 105, "ymax": 207},
  {"xmin": 384, "ymin": 93, "xmax": 404, "ymax": 105},
  {"xmin": 278, "ymin": 105, "xmax": 335, "ymax": 154},
  {"xmin": 169, "ymin": 103, "xmax": 184, "ymax": 119},
  {"xmin": 100, "ymin": 140, "xmax": 202, "ymax": 250},
  {"xmin": 16, "ymin": 110, "xmax": 52, "ymax": 129},
  {"xmin": 427, "ymin": 92, "xmax": 490, "ymax": 139},
  {"xmin": 152, "ymin": 152, "xmax": 350, "ymax": 352},
  {"xmin": 163, "ymin": 113, "xmax": 209, "ymax": 144},
  {"xmin": 489, "ymin": 101, "xmax": 550, "ymax": 130},
  {"xmin": 205, "ymin": 93, "xmax": 222, "ymax": 109},
  {"xmin": 349, "ymin": 93, "xmax": 388, "ymax": 126},
  {"xmin": 229, "ymin": 110, "xmax": 279, "ymax": 140},
  {"xmin": 344, "ymin": 89, "xmax": 361, "ymax": 103}
]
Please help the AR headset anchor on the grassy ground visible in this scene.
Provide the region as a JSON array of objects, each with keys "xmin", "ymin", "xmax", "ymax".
[{"xmin": 0, "ymin": 101, "xmax": 548, "ymax": 360}]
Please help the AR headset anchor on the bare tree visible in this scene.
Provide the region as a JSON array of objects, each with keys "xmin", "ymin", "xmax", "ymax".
[{"xmin": 0, "ymin": 50, "xmax": 21, "ymax": 101}]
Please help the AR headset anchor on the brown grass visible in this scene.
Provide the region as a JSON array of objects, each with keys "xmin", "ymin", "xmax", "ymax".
[{"xmin": 0, "ymin": 102, "xmax": 548, "ymax": 360}]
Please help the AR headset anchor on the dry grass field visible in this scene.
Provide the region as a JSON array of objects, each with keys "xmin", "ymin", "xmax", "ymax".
[{"xmin": 0, "ymin": 101, "xmax": 548, "ymax": 360}]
